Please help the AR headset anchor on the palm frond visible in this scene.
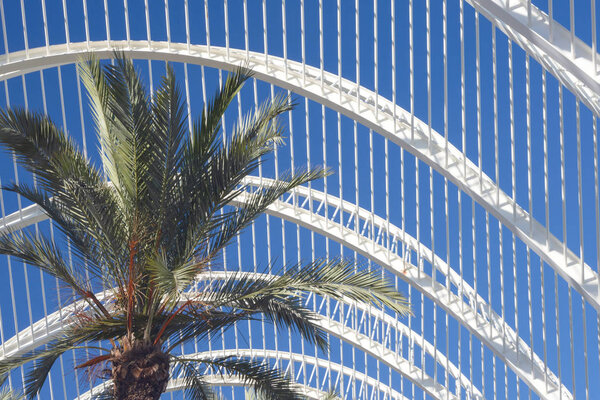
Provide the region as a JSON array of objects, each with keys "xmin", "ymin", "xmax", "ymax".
[
  {"xmin": 171, "ymin": 356, "xmax": 217, "ymax": 400},
  {"xmin": 176, "ymin": 92, "xmax": 295, "ymax": 265},
  {"xmin": 149, "ymin": 64, "xmax": 188, "ymax": 245},
  {"xmin": 0, "ymin": 108, "xmax": 101, "ymax": 195},
  {"xmin": 0, "ymin": 230, "xmax": 91, "ymax": 299},
  {"xmin": 164, "ymin": 290, "xmax": 327, "ymax": 352},
  {"xmin": 3, "ymin": 183, "xmax": 123, "ymax": 285},
  {"xmin": 166, "ymin": 167, "xmax": 328, "ymax": 296},
  {"xmin": 78, "ymin": 52, "xmax": 155, "ymax": 227},
  {"xmin": 206, "ymin": 168, "xmax": 329, "ymax": 258},
  {"xmin": 197, "ymin": 259, "xmax": 410, "ymax": 316},
  {"xmin": 0, "ymin": 388, "xmax": 23, "ymax": 400},
  {"xmin": 259, "ymin": 258, "xmax": 411, "ymax": 316},
  {"xmin": 0, "ymin": 340, "xmax": 76, "ymax": 398},
  {"xmin": 183, "ymin": 356, "xmax": 303, "ymax": 400},
  {"xmin": 0, "ymin": 107, "xmax": 126, "ymax": 270}
]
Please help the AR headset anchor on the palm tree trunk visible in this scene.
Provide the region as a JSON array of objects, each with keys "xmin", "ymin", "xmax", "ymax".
[{"xmin": 111, "ymin": 339, "xmax": 170, "ymax": 400}]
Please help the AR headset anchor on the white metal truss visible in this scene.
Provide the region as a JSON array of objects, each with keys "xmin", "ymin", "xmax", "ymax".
[
  {"xmin": 0, "ymin": 41, "xmax": 594, "ymax": 321},
  {"xmin": 0, "ymin": 269, "xmax": 483, "ymax": 398},
  {"xmin": 0, "ymin": 177, "xmax": 569, "ymax": 400},
  {"xmin": 467, "ymin": 0, "xmax": 600, "ymax": 116},
  {"xmin": 0, "ymin": 1, "xmax": 598, "ymax": 398},
  {"xmin": 0, "ymin": 275, "xmax": 470, "ymax": 399},
  {"xmin": 83, "ymin": 375, "xmax": 332, "ymax": 400},
  {"xmin": 80, "ymin": 349, "xmax": 412, "ymax": 400}
]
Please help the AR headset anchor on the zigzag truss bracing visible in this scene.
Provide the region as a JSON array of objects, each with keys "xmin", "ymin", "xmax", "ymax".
[
  {"xmin": 80, "ymin": 349, "xmax": 412, "ymax": 400},
  {"xmin": 0, "ymin": 177, "xmax": 569, "ymax": 399},
  {"xmin": 0, "ymin": 272, "xmax": 477, "ymax": 399},
  {"xmin": 0, "ymin": 41, "xmax": 595, "ymax": 320}
]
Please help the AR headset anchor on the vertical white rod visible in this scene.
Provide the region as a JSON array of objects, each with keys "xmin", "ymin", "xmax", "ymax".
[
  {"xmin": 426, "ymin": 0, "xmax": 431, "ymax": 147},
  {"xmin": 123, "ymin": 0, "xmax": 130, "ymax": 44},
  {"xmin": 512, "ymin": 234, "xmax": 519, "ymax": 364},
  {"xmin": 472, "ymin": 201, "xmax": 478, "ymax": 327},
  {"xmin": 593, "ymin": 0, "xmax": 598, "ymax": 74},
  {"xmin": 540, "ymin": 258, "xmax": 549, "ymax": 391},
  {"xmin": 103, "ymin": 0, "xmax": 110, "ymax": 43},
  {"xmin": 165, "ymin": 0, "xmax": 171, "ymax": 50},
  {"xmin": 443, "ymin": 0, "xmax": 448, "ymax": 167},
  {"xmin": 582, "ymin": 299, "xmax": 589, "ymax": 400},
  {"xmin": 355, "ymin": 0, "xmax": 360, "ymax": 109},
  {"xmin": 144, "ymin": 0, "xmax": 150, "ymax": 45},
  {"xmin": 555, "ymin": 271, "xmax": 563, "ymax": 394},
  {"xmin": 549, "ymin": 0, "xmax": 554, "ymax": 41},
  {"xmin": 42, "ymin": 0, "xmax": 50, "ymax": 52},
  {"xmin": 526, "ymin": 55, "xmax": 533, "ymax": 235},
  {"xmin": 526, "ymin": 248, "xmax": 534, "ymax": 374},
  {"xmin": 223, "ymin": 0, "xmax": 229, "ymax": 58},
  {"xmin": 568, "ymin": 286, "xmax": 576, "ymax": 399},
  {"xmin": 319, "ymin": 0, "xmax": 324, "ymax": 88},
  {"xmin": 460, "ymin": 0, "xmax": 466, "ymax": 175},
  {"xmin": 409, "ymin": 0, "xmax": 414, "ymax": 140},
  {"xmin": 476, "ymin": 12, "xmax": 482, "ymax": 190},
  {"xmin": 243, "ymin": 0, "xmax": 249, "ymax": 61},
  {"xmin": 559, "ymin": 85, "xmax": 568, "ymax": 270},
  {"xmin": 204, "ymin": 0, "xmax": 210, "ymax": 54},
  {"xmin": 570, "ymin": 0, "xmax": 575, "ymax": 58},
  {"xmin": 301, "ymin": 0, "xmax": 306, "ymax": 83},
  {"xmin": 499, "ymin": 221, "xmax": 506, "ymax": 351},
  {"xmin": 509, "ymin": 40, "xmax": 516, "ymax": 221},
  {"xmin": 282, "ymin": 0, "xmax": 288, "ymax": 77},
  {"xmin": 19, "ymin": 0, "xmax": 28, "ymax": 56},
  {"xmin": 262, "ymin": 0, "xmax": 268, "ymax": 67},
  {"xmin": 0, "ymin": 0, "xmax": 9, "ymax": 62},
  {"xmin": 595, "ymin": 118, "xmax": 600, "ymax": 283},
  {"xmin": 576, "ymin": 100, "xmax": 585, "ymax": 284}
]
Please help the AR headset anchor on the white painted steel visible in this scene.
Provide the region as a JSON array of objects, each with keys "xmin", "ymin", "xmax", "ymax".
[
  {"xmin": 0, "ymin": 271, "xmax": 474, "ymax": 399},
  {"xmin": 0, "ymin": 41, "xmax": 594, "ymax": 320},
  {"xmin": 467, "ymin": 0, "xmax": 600, "ymax": 116},
  {"xmin": 0, "ymin": 177, "xmax": 570, "ymax": 400},
  {"xmin": 79, "ymin": 349, "xmax": 411, "ymax": 400},
  {"xmin": 0, "ymin": 1, "xmax": 598, "ymax": 398}
]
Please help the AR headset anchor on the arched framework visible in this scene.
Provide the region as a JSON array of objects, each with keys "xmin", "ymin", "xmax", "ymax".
[
  {"xmin": 0, "ymin": 42, "xmax": 595, "ymax": 316},
  {"xmin": 0, "ymin": 178, "xmax": 568, "ymax": 399},
  {"xmin": 0, "ymin": 268, "xmax": 478, "ymax": 399},
  {"xmin": 0, "ymin": 1, "xmax": 599, "ymax": 399},
  {"xmin": 468, "ymin": 0, "xmax": 600, "ymax": 115},
  {"xmin": 81, "ymin": 349, "xmax": 412, "ymax": 400}
]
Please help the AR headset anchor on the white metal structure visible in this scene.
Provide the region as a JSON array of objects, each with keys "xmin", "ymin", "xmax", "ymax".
[{"xmin": 0, "ymin": 0, "xmax": 599, "ymax": 399}]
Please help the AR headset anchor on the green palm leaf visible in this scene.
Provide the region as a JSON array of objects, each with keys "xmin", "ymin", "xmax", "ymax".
[{"xmin": 0, "ymin": 53, "xmax": 410, "ymax": 400}]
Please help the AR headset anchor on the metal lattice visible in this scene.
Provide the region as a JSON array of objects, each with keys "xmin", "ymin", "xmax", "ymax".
[{"xmin": 0, "ymin": 1, "xmax": 599, "ymax": 399}]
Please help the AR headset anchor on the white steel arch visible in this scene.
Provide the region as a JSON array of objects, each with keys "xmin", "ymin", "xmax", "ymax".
[
  {"xmin": 0, "ymin": 269, "xmax": 481, "ymax": 399},
  {"xmin": 467, "ymin": 0, "xmax": 600, "ymax": 116},
  {"xmin": 0, "ymin": 41, "xmax": 594, "ymax": 319},
  {"xmin": 80, "ymin": 349, "xmax": 412, "ymax": 400},
  {"xmin": 0, "ymin": 177, "xmax": 569, "ymax": 400},
  {"xmin": 0, "ymin": 1, "xmax": 598, "ymax": 398}
]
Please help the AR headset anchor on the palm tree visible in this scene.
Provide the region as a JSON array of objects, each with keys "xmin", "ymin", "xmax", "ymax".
[{"xmin": 0, "ymin": 53, "xmax": 410, "ymax": 400}]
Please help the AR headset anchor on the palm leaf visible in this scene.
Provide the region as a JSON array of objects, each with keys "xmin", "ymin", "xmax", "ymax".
[
  {"xmin": 179, "ymin": 356, "xmax": 302, "ymax": 400},
  {"xmin": 171, "ymin": 356, "xmax": 217, "ymax": 400}
]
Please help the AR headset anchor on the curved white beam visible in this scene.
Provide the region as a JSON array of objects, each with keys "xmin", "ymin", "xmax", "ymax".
[
  {"xmin": 237, "ymin": 183, "xmax": 570, "ymax": 400},
  {"xmin": 79, "ymin": 349, "xmax": 410, "ymax": 400},
  {"xmin": 81, "ymin": 375, "xmax": 329, "ymax": 400},
  {"xmin": 0, "ymin": 271, "xmax": 474, "ymax": 399},
  {"xmin": 467, "ymin": 0, "xmax": 600, "ymax": 116},
  {"xmin": 0, "ymin": 178, "xmax": 565, "ymax": 399},
  {"xmin": 0, "ymin": 41, "xmax": 595, "ymax": 320}
]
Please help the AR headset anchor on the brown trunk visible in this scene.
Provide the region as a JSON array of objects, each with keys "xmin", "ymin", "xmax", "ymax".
[{"xmin": 111, "ymin": 339, "xmax": 170, "ymax": 400}]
